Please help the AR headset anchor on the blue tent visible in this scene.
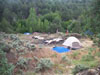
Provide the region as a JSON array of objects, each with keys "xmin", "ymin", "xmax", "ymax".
[
  {"xmin": 24, "ymin": 32, "xmax": 31, "ymax": 35},
  {"xmin": 85, "ymin": 30, "xmax": 93, "ymax": 35},
  {"xmin": 52, "ymin": 46, "xmax": 70, "ymax": 53}
]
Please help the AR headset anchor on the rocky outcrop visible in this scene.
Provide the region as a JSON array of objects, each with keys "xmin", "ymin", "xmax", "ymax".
[{"xmin": 77, "ymin": 68, "xmax": 100, "ymax": 75}]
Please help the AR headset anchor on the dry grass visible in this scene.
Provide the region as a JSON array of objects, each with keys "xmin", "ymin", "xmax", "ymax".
[{"xmin": 4, "ymin": 33, "xmax": 99, "ymax": 75}]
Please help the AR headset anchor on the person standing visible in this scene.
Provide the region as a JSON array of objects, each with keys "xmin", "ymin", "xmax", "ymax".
[{"xmin": 66, "ymin": 29, "xmax": 69, "ymax": 35}]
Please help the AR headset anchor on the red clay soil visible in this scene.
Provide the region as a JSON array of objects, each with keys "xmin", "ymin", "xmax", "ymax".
[{"xmin": 6, "ymin": 52, "xmax": 18, "ymax": 64}]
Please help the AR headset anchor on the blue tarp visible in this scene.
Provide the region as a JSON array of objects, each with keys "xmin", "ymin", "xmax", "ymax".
[
  {"xmin": 24, "ymin": 32, "xmax": 31, "ymax": 35},
  {"xmin": 52, "ymin": 46, "xmax": 70, "ymax": 53},
  {"xmin": 85, "ymin": 30, "xmax": 93, "ymax": 35}
]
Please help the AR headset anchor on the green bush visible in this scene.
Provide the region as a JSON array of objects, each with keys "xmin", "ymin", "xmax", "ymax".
[
  {"xmin": 10, "ymin": 34, "xmax": 19, "ymax": 41},
  {"xmin": 16, "ymin": 57, "xmax": 29, "ymax": 69},
  {"xmin": 72, "ymin": 64, "xmax": 89, "ymax": 75},
  {"xmin": 93, "ymin": 34, "xmax": 100, "ymax": 47},
  {"xmin": 26, "ymin": 43, "xmax": 36, "ymax": 51},
  {"xmin": 61, "ymin": 55, "xmax": 67, "ymax": 61},
  {"xmin": 0, "ymin": 49, "xmax": 14, "ymax": 75},
  {"xmin": 0, "ymin": 42, "xmax": 11, "ymax": 53},
  {"xmin": 61, "ymin": 55, "xmax": 72, "ymax": 65},
  {"xmin": 71, "ymin": 52, "xmax": 79, "ymax": 59},
  {"xmin": 88, "ymin": 48, "xmax": 96, "ymax": 53},
  {"xmin": 11, "ymin": 39, "xmax": 23, "ymax": 48},
  {"xmin": 0, "ymin": 33, "xmax": 9, "ymax": 40},
  {"xmin": 35, "ymin": 58, "xmax": 54, "ymax": 72},
  {"xmin": 95, "ymin": 52, "xmax": 100, "ymax": 57},
  {"xmin": 81, "ymin": 53, "xmax": 94, "ymax": 61}
]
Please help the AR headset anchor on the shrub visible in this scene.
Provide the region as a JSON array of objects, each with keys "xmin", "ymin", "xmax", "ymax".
[
  {"xmin": 0, "ymin": 49, "xmax": 14, "ymax": 75},
  {"xmin": 16, "ymin": 46, "xmax": 25, "ymax": 52},
  {"xmin": 16, "ymin": 57, "xmax": 29, "ymax": 69},
  {"xmin": 81, "ymin": 53, "xmax": 94, "ymax": 61},
  {"xmin": 61, "ymin": 55, "xmax": 72, "ymax": 65},
  {"xmin": 0, "ymin": 42, "xmax": 11, "ymax": 53},
  {"xmin": 0, "ymin": 33, "xmax": 9, "ymax": 40},
  {"xmin": 61, "ymin": 55, "xmax": 67, "ymax": 61},
  {"xmin": 72, "ymin": 64, "xmax": 89, "ymax": 75},
  {"xmin": 95, "ymin": 52, "xmax": 100, "ymax": 57},
  {"xmin": 10, "ymin": 34, "xmax": 19, "ymax": 40},
  {"xmin": 35, "ymin": 58, "xmax": 54, "ymax": 72},
  {"xmin": 88, "ymin": 48, "xmax": 96, "ymax": 53},
  {"xmin": 11, "ymin": 39, "xmax": 23, "ymax": 48},
  {"xmin": 71, "ymin": 52, "xmax": 79, "ymax": 59},
  {"xmin": 93, "ymin": 34, "xmax": 100, "ymax": 47},
  {"xmin": 26, "ymin": 43, "xmax": 36, "ymax": 51}
]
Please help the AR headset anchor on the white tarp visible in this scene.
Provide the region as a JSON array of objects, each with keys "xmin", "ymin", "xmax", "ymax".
[
  {"xmin": 34, "ymin": 36, "xmax": 44, "ymax": 40},
  {"xmin": 45, "ymin": 38, "xmax": 63, "ymax": 44},
  {"xmin": 52, "ymin": 38, "xmax": 63, "ymax": 42}
]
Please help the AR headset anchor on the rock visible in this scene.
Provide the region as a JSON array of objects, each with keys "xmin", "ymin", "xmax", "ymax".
[
  {"xmin": 87, "ymin": 69, "xmax": 98, "ymax": 75},
  {"xmin": 76, "ymin": 69, "xmax": 98, "ymax": 75}
]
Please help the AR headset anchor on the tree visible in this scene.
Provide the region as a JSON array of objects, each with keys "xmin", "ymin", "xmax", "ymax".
[
  {"xmin": 37, "ymin": 18, "xmax": 42, "ymax": 32},
  {"xmin": 62, "ymin": 20, "xmax": 72, "ymax": 32},
  {"xmin": 43, "ymin": 19, "xmax": 49, "ymax": 32},
  {"xmin": 0, "ymin": 0, "xmax": 6, "ymax": 21},
  {"xmin": 0, "ymin": 0, "xmax": 92, "ymax": 33},
  {"xmin": 0, "ymin": 18, "xmax": 13, "ymax": 33},
  {"xmin": 16, "ymin": 20, "xmax": 26, "ymax": 33},
  {"xmin": 29, "ymin": 27, "xmax": 32, "ymax": 33},
  {"xmin": 26, "ymin": 8, "xmax": 38, "ymax": 32},
  {"xmin": 90, "ymin": 0, "xmax": 100, "ymax": 34},
  {"xmin": 16, "ymin": 23, "xmax": 21, "ymax": 32}
]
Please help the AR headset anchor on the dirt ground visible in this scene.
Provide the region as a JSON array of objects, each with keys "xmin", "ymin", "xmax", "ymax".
[{"xmin": 5, "ymin": 33, "xmax": 94, "ymax": 75}]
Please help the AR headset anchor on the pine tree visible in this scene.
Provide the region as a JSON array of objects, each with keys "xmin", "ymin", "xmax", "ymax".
[
  {"xmin": 43, "ymin": 19, "xmax": 49, "ymax": 32},
  {"xmin": 26, "ymin": 8, "xmax": 37, "ymax": 32},
  {"xmin": 90, "ymin": 0, "xmax": 100, "ymax": 34},
  {"xmin": 37, "ymin": 18, "xmax": 42, "ymax": 32},
  {"xmin": 16, "ymin": 23, "xmax": 21, "ymax": 32},
  {"xmin": 0, "ymin": 18, "xmax": 13, "ymax": 33},
  {"xmin": 29, "ymin": 27, "xmax": 32, "ymax": 33}
]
